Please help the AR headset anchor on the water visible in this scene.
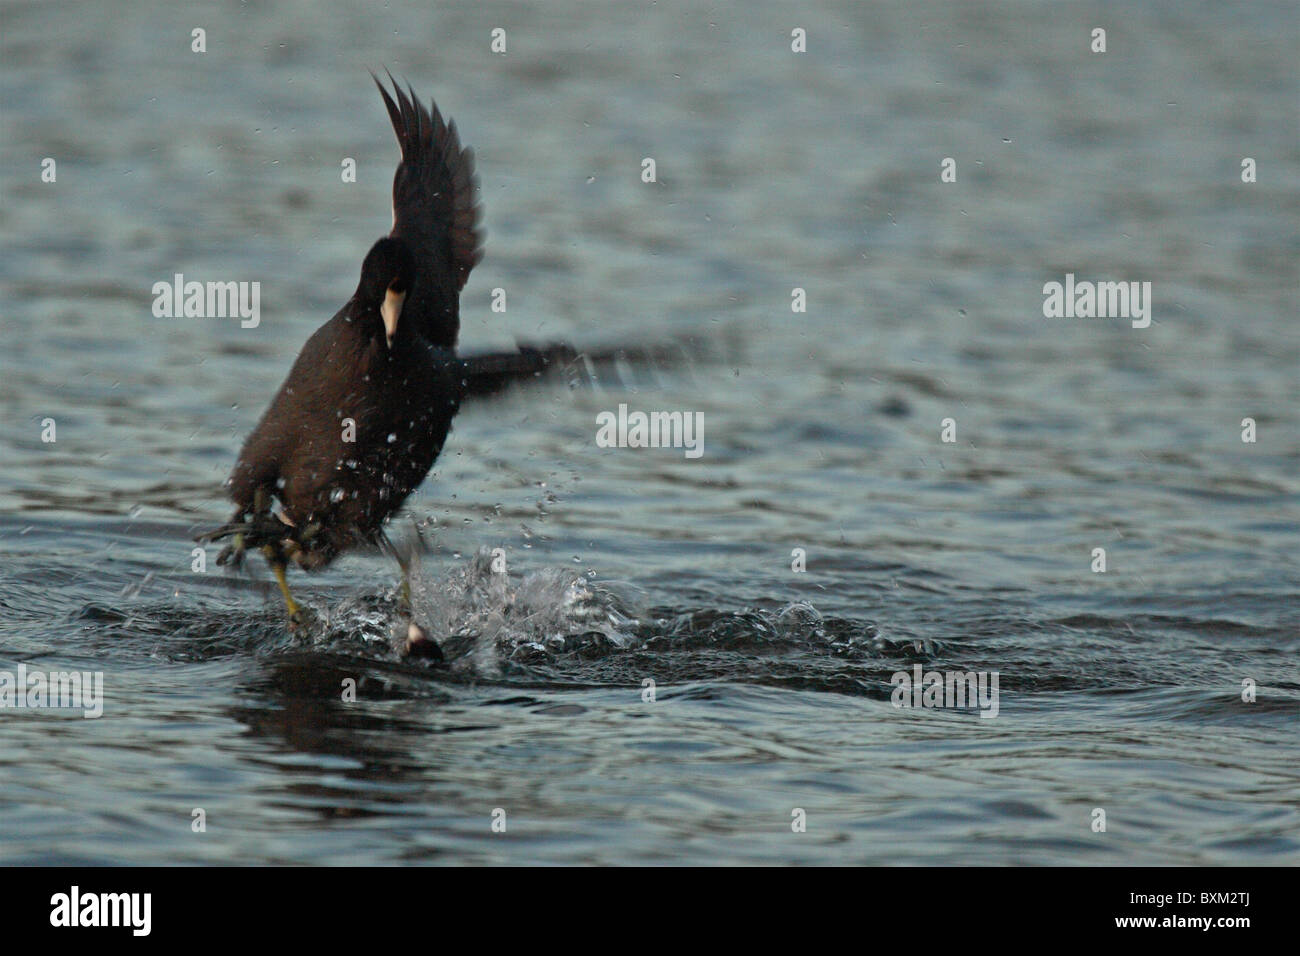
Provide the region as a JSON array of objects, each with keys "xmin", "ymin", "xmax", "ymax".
[{"xmin": 1, "ymin": 0, "xmax": 1298, "ymax": 865}]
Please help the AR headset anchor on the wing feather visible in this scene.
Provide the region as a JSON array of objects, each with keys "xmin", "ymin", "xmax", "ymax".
[{"xmin": 371, "ymin": 72, "xmax": 482, "ymax": 347}]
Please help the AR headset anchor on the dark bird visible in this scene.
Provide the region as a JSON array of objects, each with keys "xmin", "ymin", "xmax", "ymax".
[{"xmin": 199, "ymin": 75, "xmax": 567, "ymax": 648}]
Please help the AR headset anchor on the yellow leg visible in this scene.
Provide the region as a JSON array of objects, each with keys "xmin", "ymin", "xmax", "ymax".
[
  {"xmin": 262, "ymin": 546, "xmax": 302, "ymax": 622},
  {"xmin": 380, "ymin": 532, "xmax": 414, "ymax": 612},
  {"xmin": 398, "ymin": 555, "xmax": 413, "ymax": 612}
]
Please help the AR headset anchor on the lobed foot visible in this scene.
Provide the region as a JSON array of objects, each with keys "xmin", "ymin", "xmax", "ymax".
[{"xmin": 401, "ymin": 620, "xmax": 444, "ymax": 661}]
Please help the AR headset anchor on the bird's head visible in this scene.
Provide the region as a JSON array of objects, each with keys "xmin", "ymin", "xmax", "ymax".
[{"xmin": 359, "ymin": 237, "xmax": 416, "ymax": 349}]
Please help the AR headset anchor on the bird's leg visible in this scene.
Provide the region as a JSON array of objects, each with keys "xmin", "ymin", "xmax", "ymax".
[
  {"xmin": 375, "ymin": 531, "xmax": 413, "ymax": 612},
  {"xmin": 397, "ymin": 549, "xmax": 414, "ymax": 613},
  {"xmin": 378, "ymin": 531, "xmax": 441, "ymax": 660},
  {"xmin": 261, "ymin": 544, "xmax": 302, "ymax": 624},
  {"xmin": 245, "ymin": 489, "xmax": 304, "ymax": 624}
]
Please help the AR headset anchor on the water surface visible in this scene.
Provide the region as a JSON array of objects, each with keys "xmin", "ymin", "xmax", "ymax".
[{"xmin": 1, "ymin": 0, "xmax": 1297, "ymax": 864}]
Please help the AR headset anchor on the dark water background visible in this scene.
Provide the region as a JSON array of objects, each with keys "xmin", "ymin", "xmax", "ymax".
[{"xmin": 1, "ymin": 0, "xmax": 1297, "ymax": 864}]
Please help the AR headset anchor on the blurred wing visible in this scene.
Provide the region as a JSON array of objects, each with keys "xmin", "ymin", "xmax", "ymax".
[
  {"xmin": 459, "ymin": 343, "xmax": 579, "ymax": 398},
  {"xmin": 372, "ymin": 72, "xmax": 482, "ymax": 347}
]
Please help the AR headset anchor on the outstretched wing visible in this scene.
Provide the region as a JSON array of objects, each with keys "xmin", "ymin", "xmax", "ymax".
[
  {"xmin": 372, "ymin": 72, "xmax": 482, "ymax": 348},
  {"xmin": 459, "ymin": 343, "xmax": 579, "ymax": 398}
]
